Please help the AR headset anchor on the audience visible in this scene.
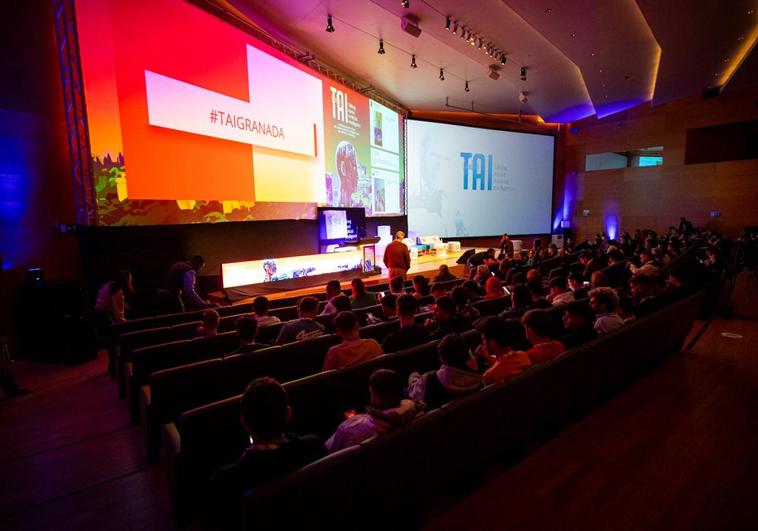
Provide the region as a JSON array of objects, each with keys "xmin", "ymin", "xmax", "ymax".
[
  {"xmin": 381, "ymin": 294, "xmax": 430, "ymax": 353},
  {"xmin": 547, "ymin": 276, "xmax": 574, "ymax": 307},
  {"xmin": 276, "ymin": 296, "xmax": 325, "ymax": 344},
  {"xmin": 462, "ymin": 279, "xmax": 483, "ymax": 301},
  {"xmin": 425, "ymin": 296, "xmax": 472, "ymax": 339},
  {"xmin": 560, "ymin": 301, "xmax": 598, "ymax": 349},
  {"xmin": 590, "ymin": 270, "xmax": 610, "ymax": 288},
  {"xmin": 365, "ymin": 293, "xmax": 398, "ymax": 325},
  {"xmin": 252, "ymin": 296, "xmax": 281, "ymax": 327},
  {"xmin": 322, "ymin": 311, "xmax": 383, "ymax": 370},
  {"xmin": 589, "ymin": 287, "xmax": 625, "ymax": 335},
  {"xmin": 229, "ymin": 316, "xmax": 271, "ymax": 355},
  {"xmin": 350, "ymin": 278, "xmax": 378, "ymax": 309},
  {"xmin": 319, "ymin": 280, "xmax": 344, "ymax": 316},
  {"xmin": 467, "ymin": 248, "xmax": 496, "ymax": 277},
  {"xmin": 617, "ymin": 296, "xmax": 637, "ymax": 324},
  {"xmin": 94, "ymin": 270, "xmax": 133, "ymax": 323},
  {"xmin": 196, "ymin": 309, "xmax": 220, "ymax": 337},
  {"xmin": 408, "ymin": 333, "xmax": 482, "ymax": 409},
  {"xmin": 477, "ymin": 317, "xmax": 531, "ymax": 385},
  {"xmin": 412, "ymin": 275, "xmax": 431, "ymax": 299},
  {"xmin": 326, "ymin": 369, "xmax": 425, "ymax": 452},
  {"xmin": 483, "ymin": 276, "xmax": 505, "ymax": 300},
  {"xmin": 521, "ymin": 310, "xmax": 565, "ymax": 364},
  {"xmin": 388, "ymin": 275, "xmax": 406, "ymax": 297},
  {"xmin": 579, "ymin": 251, "xmax": 601, "ymax": 280},
  {"xmin": 525, "ymin": 279, "xmax": 551, "ymax": 309},
  {"xmin": 499, "ymin": 284, "xmax": 531, "ymax": 320},
  {"xmin": 629, "ymin": 275, "xmax": 661, "ymax": 317},
  {"xmin": 434, "ymin": 264, "xmax": 457, "ymax": 283},
  {"xmin": 451, "ymin": 285, "xmax": 481, "ymax": 322},
  {"xmin": 567, "ymin": 271, "xmax": 585, "ymax": 293},
  {"xmin": 431, "ymin": 282, "xmax": 448, "ymax": 300}
]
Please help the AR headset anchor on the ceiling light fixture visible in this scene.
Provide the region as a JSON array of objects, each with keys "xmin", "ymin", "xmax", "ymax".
[
  {"xmin": 465, "ymin": 80, "xmax": 470, "ymax": 92},
  {"xmin": 325, "ymin": 14, "xmax": 335, "ymax": 33},
  {"xmin": 401, "ymin": 0, "xmax": 410, "ymax": 7},
  {"xmin": 500, "ymin": 54, "xmax": 507, "ymax": 65},
  {"xmin": 378, "ymin": 39, "xmax": 386, "ymax": 54},
  {"xmin": 439, "ymin": 68, "xmax": 445, "ymax": 81},
  {"xmin": 445, "ymin": 16, "xmax": 451, "ymax": 31},
  {"xmin": 452, "ymin": 22, "xmax": 458, "ymax": 35},
  {"xmin": 521, "ymin": 66, "xmax": 527, "ymax": 81},
  {"xmin": 410, "ymin": 54, "xmax": 417, "ymax": 68}
]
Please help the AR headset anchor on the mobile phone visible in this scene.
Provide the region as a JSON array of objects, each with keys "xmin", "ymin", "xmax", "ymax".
[{"xmin": 583, "ymin": 281, "xmax": 590, "ymax": 287}]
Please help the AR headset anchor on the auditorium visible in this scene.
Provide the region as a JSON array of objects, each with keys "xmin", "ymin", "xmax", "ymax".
[{"xmin": 2, "ymin": 0, "xmax": 758, "ymax": 529}]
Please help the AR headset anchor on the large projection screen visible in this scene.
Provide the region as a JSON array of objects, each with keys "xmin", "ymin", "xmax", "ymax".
[{"xmin": 406, "ymin": 120, "xmax": 554, "ymax": 237}]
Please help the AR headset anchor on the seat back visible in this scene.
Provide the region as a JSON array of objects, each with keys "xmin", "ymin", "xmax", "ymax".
[{"xmin": 358, "ymin": 319, "xmax": 400, "ymax": 341}]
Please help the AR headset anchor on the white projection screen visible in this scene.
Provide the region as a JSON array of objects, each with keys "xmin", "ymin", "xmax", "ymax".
[{"xmin": 406, "ymin": 120, "xmax": 555, "ymax": 237}]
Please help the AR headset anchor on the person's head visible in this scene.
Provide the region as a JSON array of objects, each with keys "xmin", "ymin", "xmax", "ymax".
[
  {"xmin": 431, "ymin": 282, "xmax": 447, "ymax": 299},
  {"xmin": 511, "ymin": 284, "xmax": 531, "ymax": 308},
  {"xmin": 351, "ymin": 278, "xmax": 367, "ymax": 297},
  {"xmin": 235, "ymin": 315, "xmax": 259, "ymax": 344},
  {"xmin": 526, "ymin": 269, "xmax": 542, "ymax": 283},
  {"xmin": 463, "ymin": 279, "xmax": 481, "ymax": 297},
  {"xmin": 485, "ymin": 276, "xmax": 503, "ymax": 298},
  {"xmin": 413, "ymin": 275, "xmax": 430, "ymax": 296},
  {"xmin": 368, "ymin": 369, "xmax": 404, "ymax": 410},
  {"xmin": 568, "ymin": 271, "xmax": 584, "ymax": 291},
  {"xmin": 326, "ymin": 279, "xmax": 342, "ymax": 299},
  {"xmin": 521, "ymin": 309, "xmax": 553, "ymax": 343},
  {"xmin": 639, "ymin": 249, "xmax": 652, "ymax": 264},
  {"xmin": 579, "ymin": 251, "xmax": 593, "ymax": 265},
  {"xmin": 478, "ymin": 316, "xmax": 525, "ymax": 356},
  {"xmin": 549, "ymin": 276, "xmax": 568, "ymax": 295},
  {"xmin": 590, "ymin": 270, "xmax": 609, "ymax": 288},
  {"xmin": 396, "ymin": 294, "xmax": 418, "ymax": 320},
  {"xmin": 629, "ymin": 274, "xmax": 654, "ymax": 299},
  {"xmin": 380, "ymin": 294, "xmax": 397, "ymax": 318},
  {"xmin": 438, "ymin": 264, "xmax": 450, "ymax": 277},
  {"xmin": 190, "ymin": 255, "xmax": 206, "ymax": 272},
  {"xmin": 395, "ymin": 231, "xmax": 405, "ymax": 241},
  {"xmin": 474, "ymin": 264, "xmax": 490, "ymax": 281},
  {"xmin": 502, "ymin": 233, "xmax": 510, "ymax": 241},
  {"xmin": 607, "ymin": 249, "xmax": 623, "ymax": 264},
  {"xmin": 618, "ymin": 296, "xmax": 635, "ymax": 319},
  {"xmin": 511, "ymin": 272, "xmax": 526, "ymax": 285},
  {"xmin": 389, "ymin": 275, "xmax": 405, "ymax": 294},
  {"xmin": 667, "ymin": 269, "xmax": 687, "ymax": 288},
  {"xmin": 438, "ymin": 333, "xmax": 471, "ymax": 370},
  {"xmin": 201, "ymin": 309, "xmax": 219, "ymax": 335},
  {"xmin": 297, "ymin": 296, "xmax": 320, "ymax": 318},
  {"xmin": 253, "ymin": 296, "xmax": 270, "ymax": 317},
  {"xmin": 486, "ymin": 248, "xmax": 496, "ymax": 258},
  {"xmin": 589, "ymin": 287, "xmax": 618, "ymax": 314},
  {"xmin": 526, "ymin": 278, "xmax": 547, "ymax": 300},
  {"xmin": 240, "ymin": 377, "xmax": 291, "ymax": 442},
  {"xmin": 113, "ymin": 270, "xmax": 133, "ymax": 294},
  {"xmin": 433, "ymin": 295, "xmax": 457, "ymax": 324},
  {"xmin": 334, "ymin": 311, "xmax": 359, "ymax": 339},
  {"xmin": 563, "ymin": 301, "xmax": 594, "ymax": 332},
  {"xmin": 450, "ymin": 286, "xmax": 469, "ymax": 308}
]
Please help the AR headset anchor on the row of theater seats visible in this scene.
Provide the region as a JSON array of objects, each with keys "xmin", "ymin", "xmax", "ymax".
[{"xmin": 173, "ymin": 292, "xmax": 702, "ymax": 529}]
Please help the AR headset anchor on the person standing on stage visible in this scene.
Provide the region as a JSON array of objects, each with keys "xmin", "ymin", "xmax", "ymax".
[
  {"xmin": 498, "ymin": 233, "xmax": 514, "ymax": 260},
  {"xmin": 383, "ymin": 231, "xmax": 411, "ymax": 280}
]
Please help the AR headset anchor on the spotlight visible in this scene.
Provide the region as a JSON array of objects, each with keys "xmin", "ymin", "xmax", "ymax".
[
  {"xmin": 439, "ymin": 68, "xmax": 445, "ymax": 81},
  {"xmin": 478, "ymin": 38, "xmax": 483, "ymax": 49},
  {"xmin": 378, "ymin": 39, "xmax": 386, "ymax": 54},
  {"xmin": 410, "ymin": 54, "xmax": 417, "ymax": 68},
  {"xmin": 325, "ymin": 14, "xmax": 335, "ymax": 33},
  {"xmin": 445, "ymin": 16, "xmax": 451, "ymax": 31},
  {"xmin": 401, "ymin": 0, "xmax": 409, "ymax": 7},
  {"xmin": 470, "ymin": 37, "xmax": 476, "ymax": 46},
  {"xmin": 452, "ymin": 22, "xmax": 458, "ymax": 35},
  {"xmin": 500, "ymin": 54, "xmax": 507, "ymax": 65},
  {"xmin": 520, "ymin": 66, "xmax": 527, "ymax": 81},
  {"xmin": 465, "ymin": 80, "xmax": 470, "ymax": 92}
]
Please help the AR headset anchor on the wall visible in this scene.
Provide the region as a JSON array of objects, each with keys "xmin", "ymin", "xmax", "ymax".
[
  {"xmin": 0, "ymin": 0, "xmax": 80, "ymax": 354},
  {"xmin": 562, "ymin": 85, "xmax": 758, "ymax": 241}
]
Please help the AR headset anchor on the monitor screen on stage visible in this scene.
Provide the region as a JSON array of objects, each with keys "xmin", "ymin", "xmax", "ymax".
[
  {"xmin": 74, "ymin": 0, "xmax": 404, "ymax": 225},
  {"xmin": 406, "ymin": 120, "xmax": 555, "ymax": 237},
  {"xmin": 317, "ymin": 207, "xmax": 366, "ymax": 250}
]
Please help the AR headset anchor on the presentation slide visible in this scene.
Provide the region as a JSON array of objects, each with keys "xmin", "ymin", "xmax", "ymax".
[
  {"xmin": 406, "ymin": 120, "xmax": 554, "ymax": 237},
  {"xmin": 74, "ymin": 0, "xmax": 404, "ymax": 225}
]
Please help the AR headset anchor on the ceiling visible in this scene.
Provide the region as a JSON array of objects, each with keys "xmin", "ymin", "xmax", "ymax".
[{"xmin": 224, "ymin": 0, "xmax": 758, "ymax": 122}]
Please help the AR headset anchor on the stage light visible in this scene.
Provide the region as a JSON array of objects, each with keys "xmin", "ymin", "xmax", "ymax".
[
  {"xmin": 445, "ymin": 16, "xmax": 451, "ymax": 31},
  {"xmin": 465, "ymin": 80, "xmax": 470, "ymax": 92},
  {"xmin": 401, "ymin": 0, "xmax": 410, "ymax": 7},
  {"xmin": 439, "ymin": 68, "xmax": 445, "ymax": 81},
  {"xmin": 521, "ymin": 66, "xmax": 527, "ymax": 81},
  {"xmin": 410, "ymin": 54, "xmax": 417, "ymax": 68},
  {"xmin": 478, "ymin": 38, "xmax": 483, "ymax": 49},
  {"xmin": 325, "ymin": 14, "xmax": 335, "ymax": 33},
  {"xmin": 500, "ymin": 54, "xmax": 507, "ymax": 65},
  {"xmin": 378, "ymin": 39, "xmax": 386, "ymax": 54},
  {"xmin": 452, "ymin": 22, "xmax": 458, "ymax": 35}
]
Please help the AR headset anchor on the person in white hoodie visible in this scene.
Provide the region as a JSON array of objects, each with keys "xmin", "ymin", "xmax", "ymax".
[
  {"xmin": 407, "ymin": 333, "xmax": 482, "ymax": 410},
  {"xmin": 326, "ymin": 369, "xmax": 425, "ymax": 452}
]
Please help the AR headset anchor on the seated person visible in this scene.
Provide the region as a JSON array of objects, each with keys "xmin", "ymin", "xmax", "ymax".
[
  {"xmin": 434, "ymin": 264, "xmax": 457, "ymax": 283},
  {"xmin": 326, "ymin": 369, "xmax": 425, "ymax": 452},
  {"xmin": 547, "ymin": 276, "xmax": 575, "ymax": 307},
  {"xmin": 412, "ymin": 275, "xmax": 431, "ymax": 299},
  {"xmin": 467, "ymin": 248, "xmax": 496, "ymax": 278},
  {"xmin": 365, "ymin": 294, "xmax": 397, "ymax": 325},
  {"xmin": 590, "ymin": 270, "xmax": 610, "ymax": 288},
  {"xmin": 567, "ymin": 271, "xmax": 585, "ymax": 293},
  {"xmin": 499, "ymin": 284, "xmax": 531, "ymax": 320},
  {"xmin": 431, "ymin": 282, "xmax": 448, "ymax": 299},
  {"xmin": 579, "ymin": 251, "xmax": 601, "ymax": 280},
  {"xmin": 473, "ymin": 265, "xmax": 492, "ymax": 287},
  {"xmin": 323, "ymin": 295, "xmax": 353, "ymax": 334},
  {"xmin": 425, "ymin": 296, "xmax": 473, "ymax": 340},
  {"xmin": 381, "ymin": 294, "xmax": 430, "ymax": 353},
  {"xmin": 559, "ymin": 301, "xmax": 598, "ymax": 349},
  {"xmin": 589, "ymin": 287, "xmax": 625, "ymax": 335},
  {"xmin": 629, "ymin": 274, "xmax": 661, "ymax": 318},
  {"xmin": 408, "ymin": 333, "xmax": 483, "ymax": 409},
  {"xmin": 663, "ymin": 269, "xmax": 693, "ymax": 303},
  {"xmin": 196, "ymin": 309, "xmax": 219, "ymax": 337},
  {"xmin": 526, "ymin": 279, "xmax": 552, "ymax": 309},
  {"xmin": 252, "ymin": 296, "xmax": 281, "ymax": 327},
  {"xmin": 630, "ymin": 250, "xmax": 660, "ymax": 277},
  {"xmin": 483, "ymin": 276, "xmax": 505, "ymax": 300},
  {"xmin": 228, "ymin": 316, "xmax": 271, "ymax": 355},
  {"xmin": 476, "ymin": 316, "xmax": 531, "ymax": 385},
  {"xmin": 276, "ymin": 296, "xmax": 325, "ymax": 344},
  {"xmin": 462, "ymin": 279, "xmax": 483, "ymax": 301},
  {"xmin": 319, "ymin": 280, "xmax": 344, "ymax": 316},
  {"xmin": 212, "ymin": 377, "xmax": 327, "ymax": 523},
  {"xmin": 322, "ymin": 311, "xmax": 383, "ymax": 370},
  {"xmin": 451, "ymin": 285, "xmax": 480, "ymax": 323},
  {"xmin": 617, "ymin": 296, "xmax": 637, "ymax": 324},
  {"xmin": 387, "ymin": 275, "xmax": 406, "ymax": 297},
  {"xmin": 350, "ymin": 278, "xmax": 379, "ymax": 309},
  {"xmin": 521, "ymin": 310, "xmax": 565, "ymax": 364}
]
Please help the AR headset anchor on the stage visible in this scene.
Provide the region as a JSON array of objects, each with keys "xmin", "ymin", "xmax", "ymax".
[{"xmin": 209, "ymin": 247, "xmax": 477, "ymax": 305}]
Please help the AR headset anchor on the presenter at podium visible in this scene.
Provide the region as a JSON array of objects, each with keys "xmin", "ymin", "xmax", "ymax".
[{"xmin": 384, "ymin": 231, "xmax": 411, "ymax": 280}]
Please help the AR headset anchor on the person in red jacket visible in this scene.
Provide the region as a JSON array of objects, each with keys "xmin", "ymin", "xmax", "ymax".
[
  {"xmin": 521, "ymin": 309, "xmax": 565, "ymax": 364},
  {"xmin": 383, "ymin": 231, "xmax": 411, "ymax": 280}
]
